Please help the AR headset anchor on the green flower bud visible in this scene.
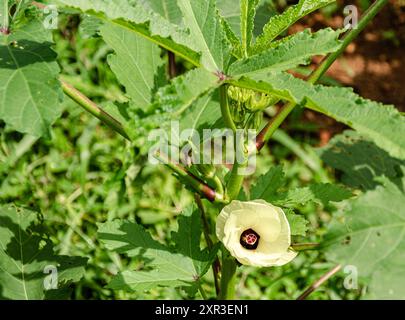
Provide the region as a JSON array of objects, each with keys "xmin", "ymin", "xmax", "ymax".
[
  {"xmin": 248, "ymin": 92, "xmax": 275, "ymax": 112},
  {"xmin": 245, "ymin": 112, "xmax": 262, "ymax": 130},
  {"xmin": 230, "ymin": 99, "xmax": 245, "ymax": 126},
  {"xmin": 195, "ymin": 163, "xmax": 216, "ymax": 179}
]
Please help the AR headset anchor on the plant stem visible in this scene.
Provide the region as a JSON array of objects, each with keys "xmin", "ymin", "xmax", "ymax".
[
  {"xmin": 155, "ymin": 152, "xmax": 224, "ymax": 203},
  {"xmin": 219, "ymin": 251, "xmax": 237, "ymax": 300},
  {"xmin": 291, "ymin": 242, "xmax": 319, "ymax": 251},
  {"xmin": 198, "ymin": 283, "xmax": 208, "ymax": 300},
  {"xmin": 256, "ymin": 102, "xmax": 296, "ymax": 151},
  {"xmin": 296, "ymin": 264, "xmax": 342, "ymax": 300},
  {"xmin": 168, "ymin": 51, "xmax": 177, "ymax": 78},
  {"xmin": 219, "ymin": 85, "xmax": 237, "ymax": 133},
  {"xmin": 256, "ymin": 0, "xmax": 388, "ymax": 150},
  {"xmin": 61, "ymin": 80, "xmax": 130, "ymax": 140},
  {"xmin": 195, "ymin": 194, "xmax": 221, "ymax": 296},
  {"xmin": 218, "ymin": 85, "xmax": 248, "ymax": 299}
]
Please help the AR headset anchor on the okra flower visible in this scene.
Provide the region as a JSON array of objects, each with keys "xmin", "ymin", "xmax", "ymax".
[{"xmin": 216, "ymin": 200, "xmax": 297, "ymax": 267}]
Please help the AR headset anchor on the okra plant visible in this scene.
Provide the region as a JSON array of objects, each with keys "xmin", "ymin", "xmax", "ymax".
[{"xmin": 1, "ymin": 0, "xmax": 405, "ymax": 300}]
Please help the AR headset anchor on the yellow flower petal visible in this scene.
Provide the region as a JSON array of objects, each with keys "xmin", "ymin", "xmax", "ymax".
[{"xmin": 216, "ymin": 200, "xmax": 297, "ymax": 267}]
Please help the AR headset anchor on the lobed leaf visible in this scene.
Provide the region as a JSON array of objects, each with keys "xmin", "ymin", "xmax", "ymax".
[
  {"xmin": 318, "ymin": 130, "xmax": 405, "ymax": 191},
  {"xmin": 270, "ymin": 183, "xmax": 352, "ymax": 207},
  {"xmin": 176, "ymin": 0, "xmax": 231, "ymax": 71},
  {"xmin": 285, "ymin": 209, "xmax": 309, "ymax": 236},
  {"xmin": 140, "ymin": 0, "xmax": 183, "ymax": 24},
  {"xmin": 250, "ymin": 165, "xmax": 285, "ymax": 200},
  {"xmin": 251, "ymin": 0, "xmax": 335, "ymax": 55},
  {"xmin": 250, "ymin": 166, "xmax": 351, "ymax": 207},
  {"xmin": 230, "ymin": 72, "xmax": 405, "ymax": 160},
  {"xmin": 100, "ymin": 21, "xmax": 165, "ymax": 108},
  {"xmin": 52, "ymin": 0, "xmax": 201, "ymax": 66},
  {"xmin": 228, "ymin": 28, "xmax": 341, "ymax": 76},
  {"xmin": 240, "ymin": 0, "xmax": 259, "ymax": 56},
  {"xmin": 323, "ymin": 172, "xmax": 405, "ymax": 299},
  {"xmin": 98, "ymin": 206, "xmax": 217, "ymax": 292},
  {"xmin": 0, "ymin": 205, "xmax": 87, "ymax": 300},
  {"xmin": 0, "ymin": 19, "xmax": 62, "ymax": 137},
  {"xmin": 148, "ymin": 67, "xmax": 219, "ymax": 117}
]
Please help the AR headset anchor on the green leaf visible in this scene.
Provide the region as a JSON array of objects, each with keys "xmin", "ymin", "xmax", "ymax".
[
  {"xmin": 318, "ymin": 130, "xmax": 405, "ymax": 191},
  {"xmin": 250, "ymin": 166, "xmax": 351, "ymax": 207},
  {"xmin": 240, "ymin": 0, "xmax": 259, "ymax": 56},
  {"xmin": 125, "ymin": 68, "xmax": 219, "ymax": 143},
  {"xmin": 253, "ymin": 0, "xmax": 277, "ymax": 37},
  {"xmin": 140, "ymin": 0, "xmax": 182, "ymax": 24},
  {"xmin": 323, "ymin": 173, "xmax": 405, "ymax": 299},
  {"xmin": 100, "ymin": 21, "xmax": 165, "ymax": 108},
  {"xmin": 217, "ymin": 0, "xmax": 277, "ymax": 40},
  {"xmin": 150, "ymin": 67, "xmax": 219, "ymax": 117},
  {"xmin": 285, "ymin": 209, "xmax": 308, "ymax": 236},
  {"xmin": 177, "ymin": 0, "xmax": 231, "ymax": 71},
  {"xmin": 251, "ymin": 0, "xmax": 335, "ymax": 55},
  {"xmin": 270, "ymin": 183, "xmax": 352, "ymax": 207},
  {"xmin": 217, "ymin": 0, "xmax": 242, "ymax": 38},
  {"xmin": 179, "ymin": 90, "xmax": 222, "ymax": 137},
  {"xmin": 228, "ymin": 28, "xmax": 341, "ymax": 76},
  {"xmin": 97, "ymin": 207, "xmax": 217, "ymax": 292},
  {"xmin": 0, "ymin": 19, "xmax": 62, "ymax": 137},
  {"xmin": 220, "ymin": 13, "xmax": 243, "ymax": 59},
  {"xmin": 250, "ymin": 165, "xmax": 285, "ymax": 200},
  {"xmin": 78, "ymin": 14, "xmax": 103, "ymax": 38},
  {"xmin": 230, "ymin": 72, "xmax": 405, "ymax": 160},
  {"xmin": 0, "ymin": 204, "xmax": 87, "ymax": 300},
  {"xmin": 53, "ymin": 0, "xmax": 201, "ymax": 66},
  {"xmin": 171, "ymin": 206, "xmax": 218, "ymax": 277}
]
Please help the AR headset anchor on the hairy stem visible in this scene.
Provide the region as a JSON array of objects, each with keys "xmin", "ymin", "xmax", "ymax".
[
  {"xmin": 155, "ymin": 152, "xmax": 224, "ymax": 203},
  {"xmin": 198, "ymin": 283, "xmax": 208, "ymax": 300},
  {"xmin": 256, "ymin": 0, "xmax": 388, "ymax": 150},
  {"xmin": 195, "ymin": 195, "xmax": 220, "ymax": 296},
  {"xmin": 168, "ymin": 51, "xmax": 177, "ymax": 79},
  {"xmin": 291, "ymin": 242, "xmax": 319, "ymax": 251},
  {"xmin": 218, "ymin": 84, "xmax": 246, "ymax": 299},
  {"xmin": 296, "ymin": 264, "xmax": 342, "ymax": 300},
  {"xmin": 219, "ymin": 251, "xmax": 237, "ymax": 300},
  {"xmin": 61, "ymin": 80, "xmax": 130, "ymax": 140}
]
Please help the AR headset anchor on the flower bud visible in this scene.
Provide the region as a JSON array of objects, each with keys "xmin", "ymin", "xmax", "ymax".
[
  {"xmin": 195, "ymin": 163, "xmax": 216, "ymax": 179},
  {"xmin": 245, "ymin": 112, "xmax": 262, "ymax": 130}
]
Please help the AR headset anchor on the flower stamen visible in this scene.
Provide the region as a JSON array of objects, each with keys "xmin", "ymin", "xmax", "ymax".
[{"xmin": 240, "ymin": 228, "xmax": 260, "ymax": 250}]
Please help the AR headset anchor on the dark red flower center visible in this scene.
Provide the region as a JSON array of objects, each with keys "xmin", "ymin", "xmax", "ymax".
[{"xmin": 240, "ymin": 228, "xmax": 260, "ymax": 250}]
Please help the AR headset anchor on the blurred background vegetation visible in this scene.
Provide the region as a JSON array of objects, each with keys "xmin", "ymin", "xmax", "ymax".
[{"xmin": 0, "ymin": 0, "xmax": 403, "ymax": 299}]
